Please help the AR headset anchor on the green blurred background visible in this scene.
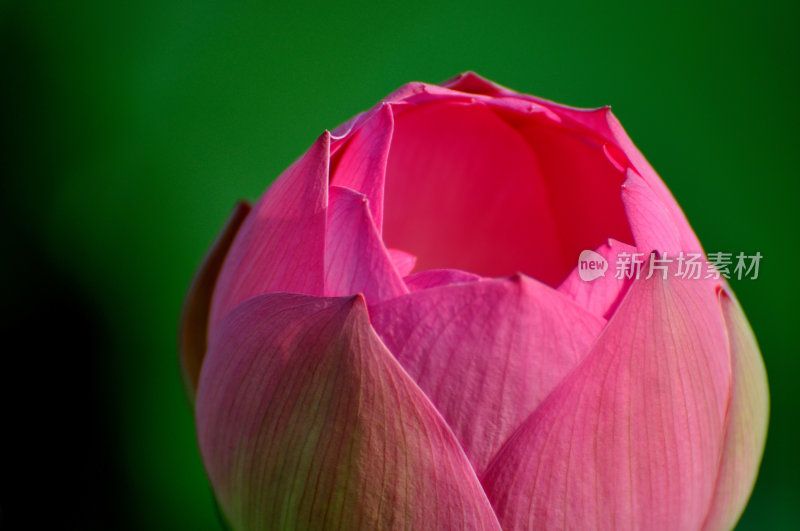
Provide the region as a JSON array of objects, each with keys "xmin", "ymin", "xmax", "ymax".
[{"xmin": 2, "ymin": 1, "xmax": 797, "ymax": 529}]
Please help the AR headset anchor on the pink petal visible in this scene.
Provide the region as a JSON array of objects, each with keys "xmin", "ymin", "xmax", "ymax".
[
  {"xmin": 440, "ymin": 72, "xmax": 593, "ymax": 126},
  {"xmin": 481, "ymin": 267, "xmax": 732, "ymax": 530},
  {"xmin": 382, "ymin": 100, "xmax": 565, "ymax": 285},
  {"xmin": 325, "ymin": 186, "xmax": 408, "ymax": 303},
  {"xmin": 508, "ymin": 95, "xmax": 703, "ymax": 255},
  {"xmin": 621, "ymin": 168, "xmax": 684, "ymax": 253},
  {"xmin": 557, "ymin": 238, "xmax": 638, "ymax": 319},
  {"xmin": 387, "ymin": 248, "xmax": 417, "ymax": 277},
  {"xmin": 382, "ymin": 96, "xmax": 636, "ymax": 287},
  {"xmin": 208, "ymin": 133, "xmax": 330, "ymax": 336},
  {"xmin": 504, "ymin": 109, "xmax": 635, "ymax": 273},
  {"xmin": 369, "ymin": 274, "xmax": 605, "ymax": 475},
  {"xmin": 404, "ymin": 268, "xmax": 481, "ymax": 291},
  {"xmin": 329, "ymin": 75, "xmax": 639, "ymax": 289},
  {"xmin": 702, "ymin": 290, "xmax": 769, "ymax": 530},
  {"xmin": 196, "ymin": 293, "xmax": 501, "ymax": 531},
  {"xmin": 440, "ymin": 72, "xmax": 702, "ymax": 255},
  {"xmin": 529, "ymin": 102, "xmax": 701, "ymax": 254},
  {"xmin": 440, "ymin": 71, "xmax": 510, "ymax": 97},
  {"xmin": 179, "ymin": 201, "xmax": 250, "ymax": 400},
  {"xmin": 330, "ymin": 104, "xmax": 393, "ymax": 230}
]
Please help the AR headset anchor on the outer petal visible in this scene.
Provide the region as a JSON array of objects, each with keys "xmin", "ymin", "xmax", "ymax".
[
  {"xmin": 369, "ymin": 274, "xmax": 605, "ymax": 475},
  {"xmin": 196, "ymin": 293, "xmax": 501, "ymax": 531},
  {"xmin": 209, "ymin": 133, "xmax": 330, "ymax": 335},
  {"xmin": 481, "ymin": 267, "xmax": 732, "ymax": 530},
  {"xmin": 325, "ymin": 186, "xmax": 408, "ymax": 303},
  {"xmin": 702, "ymin": 290, "xmax": 769, "ymax": 530},
  {"xmin": 179, "ymin": 201, "xmax": 250, "ymax": 400}
]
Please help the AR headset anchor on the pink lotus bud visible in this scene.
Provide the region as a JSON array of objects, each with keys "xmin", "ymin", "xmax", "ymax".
[{"xmin": 180, "ymin": 73, "xmax": 768, "ymax": 530}]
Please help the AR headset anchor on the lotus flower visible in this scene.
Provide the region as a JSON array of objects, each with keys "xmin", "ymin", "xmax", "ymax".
[{"xmin": 180, "ymin": 73, "xmax": 768, "ymax": 530}]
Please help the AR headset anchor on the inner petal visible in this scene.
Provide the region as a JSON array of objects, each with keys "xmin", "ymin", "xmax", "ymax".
[{"xmin": 382, "ymin": 101, "xmax": 633, "ymax": 286}]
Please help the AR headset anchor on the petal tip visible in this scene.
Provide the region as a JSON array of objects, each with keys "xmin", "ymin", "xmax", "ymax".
[{"xmin": 350, "ymin": 292, "xmax": 367, "ymax": 308}]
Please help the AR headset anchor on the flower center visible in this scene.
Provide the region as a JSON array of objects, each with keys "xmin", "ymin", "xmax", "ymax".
[{"xmin": 381, "ymin": 101, "xmax": 634, "ymax": 286}]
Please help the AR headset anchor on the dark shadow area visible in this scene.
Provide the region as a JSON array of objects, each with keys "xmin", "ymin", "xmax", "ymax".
[{"xmin": 0, "ymin": 7, "xmax": 129, "ymax": 529}]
